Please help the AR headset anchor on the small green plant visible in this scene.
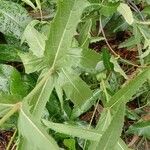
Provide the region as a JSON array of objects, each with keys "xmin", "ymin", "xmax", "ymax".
[{"xmin": 0, "ymin": 0, "xmax": 150, "ymax": 149}]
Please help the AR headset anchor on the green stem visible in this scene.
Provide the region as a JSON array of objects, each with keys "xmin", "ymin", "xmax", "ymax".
[
  {"xmin": 0, "ymin": 103, "xmax": 21, "ymax": 126},
  {"xmin": 137, "ymin": 44, "xmax": 144, "ymax": 65}
]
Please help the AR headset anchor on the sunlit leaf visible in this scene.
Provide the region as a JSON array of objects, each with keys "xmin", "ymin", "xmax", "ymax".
[
  {"xmin": 22, "ymin": 20, "xmax": 46, "ymax": 57},
  {"xmin": 45, "ymin": 0, "xmax": 90, "ymax": 68},
  {"xmin": 22, "ymin": 0, "xmax": 36, "ymax": 9},
  {"xmin": 117, "ymin": 3, "xmax": 134, "ymax": 25},
  {"xmin": 58, "ymin": 69, "xmax": 93, "ymax": 107},
  {"xmin": 71, "ymin": 90, "xmax": 101, "ymax": 119},
  {"xmin": 42, "ymin": 119, "xmax": 101, "ymax": 141},
  {"xmin": 19, "ymin": 52, "xmax": 45, "ymax": 74},
  {"xmin": 63, "ymin": 139, "xmax": 76, "ymax": 150},
  {"xmin": 18, "ymin": 103, "xmax": 59, "ymax": 150},
  {"xmin": 107, "ymin": 68, "xmax": 150, "ymax": 108}
]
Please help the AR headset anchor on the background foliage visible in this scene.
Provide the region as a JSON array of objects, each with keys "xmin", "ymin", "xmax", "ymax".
[{"xmin": 0, "ymin": 0, "xmax": 150, "ymax": 150}]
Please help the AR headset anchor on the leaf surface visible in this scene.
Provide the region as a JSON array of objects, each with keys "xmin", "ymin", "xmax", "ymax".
[
  {"xmin": 0, "ymin": 64, "xmax": 27, "ymax": 97},
  {"xmin": 45, "ymin": 0, "xmax": 90, "ymax": 68},
  {"xmin": 0, "ymin": 1, "xmax": 31, "ymax": 38},
  {"xmin": 127, "ymin": 120, "xmax": 150, "ymax": 139},
  {"xmin": 18, "ymin": 103, "xmax": 59, "ymax": 150},
  {"xmin": 19, "ymin": 52, "xmax": 45, "ymax": 74},
  {"xmin": 110, "ymin": 56, "xmax": 128, "ymax": 79},
  {"xmin": 117, "ymin": 3, "xmax": 134, "ymax": 25},
  {"xmin": 42, "ymin": 120, "xmax": 101, "ymax": 141},
  {"xmin": 95, "ymin": 103, "xmax": 125, "ymax": 150},
  {"xmin": 107, "ymin": 68, "xmax": 150, "ymax": 108},
  {"xmin": 58, "ymin": 69, "xmax": 93, "ymax": 107},
  {"xmin": 22, "ymin": 20, "xmax": 46, "ymax": 57}
]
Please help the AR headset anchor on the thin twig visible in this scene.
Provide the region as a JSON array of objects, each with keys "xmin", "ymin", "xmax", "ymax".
[
  {"xmin": 99, "ymin": 16, "xmax": 147, "ymax": 68},
  {"xmin": 6, "ymin": 129, "xmax": 17, "ymax": 150},
  {"xmin": 128, "ymin": 135, "xmax": 139, "ymax": 147},
  {"xmin": 100, "ymin": 16, "xmax": 119, "ymax": 57},
  {"xmin": 83, "ymin": 99, "xmax": 100, "ymax": 150}
]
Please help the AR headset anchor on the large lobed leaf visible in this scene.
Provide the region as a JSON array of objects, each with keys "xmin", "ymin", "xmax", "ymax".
[{"xmin": 45, "ymin": 0, "xmax": 90, "ymax": 68}]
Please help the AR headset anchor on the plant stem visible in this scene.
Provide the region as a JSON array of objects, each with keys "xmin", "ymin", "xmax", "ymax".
[
  {"xmin": 100, "ymin": 16, "xmax": 119, "ymax": 57},
  {"xmin": 0, "ymin": 102, "xmax": 21, "ymax": 126},
  {"xmin": 6, "ymin": 129, "xmax": 17, "ymax": 150},
  {"xmin": 83, "ymin": 99, "xmax": 100, "ymax": 150},
  {"xmin": 101, "ymin": 79, "xmax": 109, "ymax": 103}
]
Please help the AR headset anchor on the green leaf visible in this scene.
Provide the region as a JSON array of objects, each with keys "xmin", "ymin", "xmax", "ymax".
[
  {"xmin": 42, "ymin": 120, "xmax": 101, "ymax": 141},
  {"xmin": 46, "ymin": 93, "xmax": 62, "ymax": 120},
  {"xmin": 117, "ymin": 3, "xmax": 134, "ymax": 25},
  {"xmin": 58, "ymin": 69, "xmax": 93, "ymax": 107},
  {"xmin": 102, "ymin": 48, "xmax": 113, "ymax": 71},
  {"xmin": 100, "ymin": 2, "xmax": 119, "ymax": 17},
  {"xmin": 63, "ymin": 139, "xmax": 76, "ymax": 150},
  {"xmin": 110, "ymin": 56, "xmax": 128, "ymax": 79},
  {"xmin": 19, "ymin": 52, "xmax": 45, "ymax": 74},
  {"xmin": 78, "ymin": 20, "xmax": 92, "ymax": 48},
  {"xmin": 30, "ymin": 74, "xmax": 55, "ymax": 120},
  {"xmin": 127, "ymin": 120, "xmax": 150, "ymax": 139},
  {"xmin": 35, "ymin": 0, "xmax": 42, "ymax": 11},
  {"xmin": 0, "ymin": 44, "xmax": 20, "ymax": 63},
  {"xmin": 22, "ymin": 20, "xmax": 46, "ymax": 58},
  {"xmin": 90, "ymin": 37, "xmax": 105, "ymax": 43},
  {"xmin": 0, "ymin": 103, "xmax": 13, "ymax": 117},
  {"xmin": 71, "ymin": 90, "xmax": 101, "ymax": 119},
  {"xmin": 80, "ymin": 49, "xmax": 101, "ymax": 71},
  {"xmin": 0, "ymin": 64, "xmax": 27, "ymax": 97},
  {"xmin": 142, "ymin": 6, "xmax": 150, "ymax": 15},
  {"xmin": 88, "ymin": 109, "xmax": 111, "ymax": 149},
  {"xmin": 88, "ymin": 0, "xmax": 100, "ymax": 3},
  {"xmin": 22, "ymin": 0, "xmax": 36, "ymax": 9},
  {"xmin": 107, "ymin": 68, "xmax": 150, "ymax": 108},
  {"xmin": 45, "ymin": 0, "xmax": 90, "ymax": 68},
  {"xmin": 0, "ymin": 1, "xmax": 31, "ymax": 38},
  {"xmin": 18, "ymin": 103, "xmax": 59, "ymax": 150},
  {"xmin": 89, "ymin": 105, "xmax": 130, "ymax": 150},
  {"xmin": 95, "ymin": 103, "xmax": 125, "ymax": 150},
  {"xmin": 141, "ymin": 40, "xmax": 150, "ymax": 58},
  {"xmin": 114, "ymin": 139, "xmax": 131, "ymax": 150},
  {"xmin": 119, "ymin": 37, "xmax": 139, "ymax": 48},
  {"xmin": 0, "ymin": 93, "xmax": 21, "ymax": 117}
]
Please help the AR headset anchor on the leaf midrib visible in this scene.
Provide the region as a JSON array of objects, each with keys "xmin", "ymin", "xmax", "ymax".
[
  {"xmin": 51, "ymin": 1, "xmax": 76, "ymax": 68},
  {"xmin": 62, "ymin": 68, "xmax": 85, "ymax": 101}
]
